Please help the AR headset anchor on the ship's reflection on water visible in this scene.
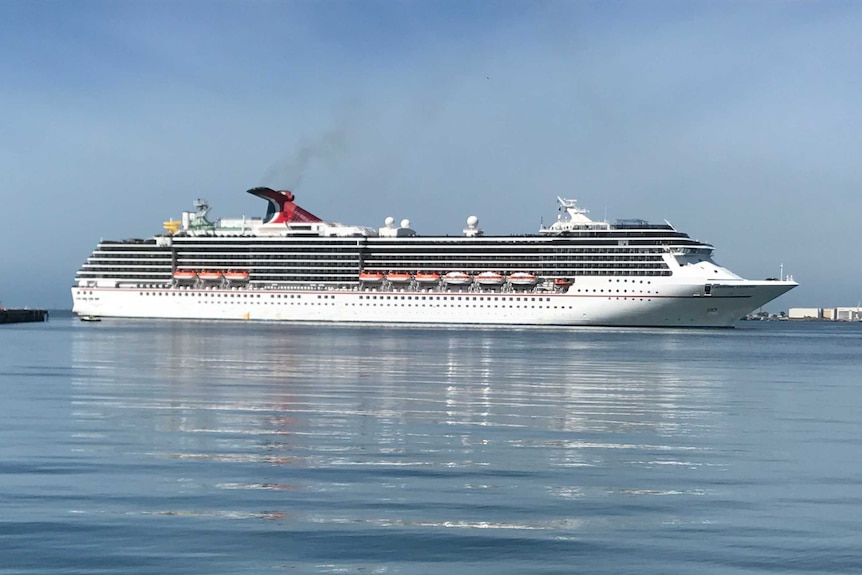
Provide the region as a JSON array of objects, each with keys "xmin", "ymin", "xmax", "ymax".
[
  {"xmin": 70, "ymin": 322, "xmax": 728, "ymax": 528},
  {"xmin": 71, "ymin": 322, "xmax": 725, "ymax": 460}
]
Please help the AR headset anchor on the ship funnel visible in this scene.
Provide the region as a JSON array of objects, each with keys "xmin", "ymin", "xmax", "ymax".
[{"xmin": 247, "ymin": 187, "xmax": 322, "ymax": 224}]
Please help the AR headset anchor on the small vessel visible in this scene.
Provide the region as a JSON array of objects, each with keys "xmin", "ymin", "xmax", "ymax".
[
  {"xmin": 224, "ymin": 270, "xmax": 250, "ymax": 282},
  {"xmin": 198, "ymin": 270, "xmax": 224, "ymax": 282},
  {"xmin": 173, "ymin": 269, "xmax": 197, "ymax": 282},
  {"xmin": 475, "ymin": 271, "xmax": 505, "ymax": 287},
  {"xmin": 554, "ymin": 277, "xmax": 573, "ymax": 288},
  {"xmin": 359, "ymin": 270, "xmax": 384, "ymax": 284},
  {"xmin": 508, "ymin": 272, "xmax": 538, "ymax": 287},
  {"xmin": 386, "ymin": 271, "xmax": 412, "ymax": 284},
  {"xmin": 442, "ymin": 271, "xmax": 472, "ymax": 286},
  {"xmin": 79, "ymin": 315, "xmax": 101, "ymax": 322},
  {"xmin": 414, "ymin": 272, "xmax": 441, "ymax": 285}
]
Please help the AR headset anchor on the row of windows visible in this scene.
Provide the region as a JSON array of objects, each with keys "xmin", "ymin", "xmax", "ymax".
[
  {"xmin": 364, "ymin": 258, "xmax": 668, "ymax": 265},
  {"xmin": 366, "ymin": 247, "xmax": 670, "ymax": 256},
  {"xmin": 78, "ymin": 273, "xmax": 675, "ymax": 286},
  {"xmin": 173, "ymin": 240, "xmax": 362, "ymax": 248},
  {"xmin": 78, "ymin": 271, "xmax": 170, "ymax": 278},
  {"xmin": 174, "ymin": 258, "xmax": 357, "ymax": 265},
  {"xmin": 124, "ymin": 291, "xmax": 655, "ymax": 307},
  {"xmin": 138, "ymin": 291, "xmax": 300, "ymax": 298},
  {"xmin": 79, "ymin": 267, "xmax": 672, "ymax": 277},
  {"xmin": 84, "ymin": 259, "xmax": 670, "ymax": 272},
  {"xmin": 170, "ymin": 235, "xmax": 690, "ymax": 246},
  {"xmin": 363, "ymin": 264, "xmax": 670, "ymax": 271},
  {"xmin": 89, "ymin": 254, "xmax": 171, "ymax": 261},
  {"xmin": 91, "ymin": 250, "xmax": 673, "ymax": 263},
  {"xmin": 88, "ymin": 250, "xmax": 678, "ymax": 266},
  {"xmin": 85, "ymin": 261, "xmax": 669, "ymax": 273},
  {"xmin": 101, "ymin": 289, "xmax": 662, "ymax": 299},
  {"xmin": 98, "ymin": 233, "xmax": 702, "ymax": 252},
  {"xmin": 206, "ymin": 254, "xmax": 660, "ymax": 266},
  {"xmin": 93, "ymin": 245, "xmax": 683, "ymax": 257}
]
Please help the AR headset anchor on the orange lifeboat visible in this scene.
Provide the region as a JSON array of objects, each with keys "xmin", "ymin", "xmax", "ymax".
[
  {"xmin": 554, "ymin": 277, "xmax": 573, "ymax": 288},
  {"xmin": 359, "ymin": 270, "xmax": 384, "ymax": 283},
  {"xmin": 198, "ymin": 270, "xmax": 224, "ymax": 282},
  {"xmin": 442, "ymin": 271, "xmax": 472, "ymax": 286},
  {"xmin": 386, "ymin": 271, "xmax": 412, "ymax": 284},
  {"xmin": 508, "ymin": 272, "xmax": 538, "ymax": 287},
  {"xmin": 475, "ymin": 271, "xmax": 505, "ymax": 287},
  {"xmin": 414, "ymin": 271, "xmax": 441, "ymax": 285},
  {"xmin": 225, "ymin": 270, "xmax": 250, "ymax": 282},
  {"xmin": 173, "ymin": 269, "xmax": 197, "ymax": 282}
]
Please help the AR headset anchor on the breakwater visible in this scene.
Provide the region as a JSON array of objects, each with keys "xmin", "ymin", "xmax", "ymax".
[{"xmin": 0, "ymin": 309, "xmax": 48, "ymax": 324}]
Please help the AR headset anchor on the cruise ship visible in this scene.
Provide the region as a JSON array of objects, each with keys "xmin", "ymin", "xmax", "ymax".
[{"xmin": 71, "ymin": 187, "xmax": 796, "ymax": 327}]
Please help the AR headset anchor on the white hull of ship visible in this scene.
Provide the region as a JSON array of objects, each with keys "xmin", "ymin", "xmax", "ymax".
[{"xmin": 72, "ymin": 279, "xmax": 796, "ymax": 328}]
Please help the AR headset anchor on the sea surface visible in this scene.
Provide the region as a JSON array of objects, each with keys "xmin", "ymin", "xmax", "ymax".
[{"xmin": 2, "ymin": 313, "xmax": 861, "ymax": 574}]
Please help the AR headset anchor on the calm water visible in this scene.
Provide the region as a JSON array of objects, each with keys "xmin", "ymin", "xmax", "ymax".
[{"xmin": 1, "ymin": 314, "xmax": 861, "ymax": 574}]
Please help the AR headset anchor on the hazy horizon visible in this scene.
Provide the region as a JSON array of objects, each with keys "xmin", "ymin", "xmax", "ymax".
[{"xmin": 2, "ymin": 1, "xmax": 860, "ymax": 311}]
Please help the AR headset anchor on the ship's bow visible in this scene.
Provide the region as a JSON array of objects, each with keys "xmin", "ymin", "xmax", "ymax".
[{"xmin": 711, "ymin": 279, "xmax": 798, "ymax": 324}]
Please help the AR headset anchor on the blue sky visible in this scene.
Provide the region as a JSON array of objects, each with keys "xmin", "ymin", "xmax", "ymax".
[{"xmin": 2, "ymin": 1, "xmax": 860, "ymax": 310}]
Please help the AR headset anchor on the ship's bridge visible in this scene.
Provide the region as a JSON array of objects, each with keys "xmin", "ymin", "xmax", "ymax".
[
  {"xmin": 539, "ymin": 197, "xmax": 611, "ymax": 234},
  {"xmin": 668, "ymin": 244, "xmax": 716, "ymax": 267}
]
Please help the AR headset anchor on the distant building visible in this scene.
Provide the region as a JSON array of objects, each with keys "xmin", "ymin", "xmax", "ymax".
[
  {"xmin": 835, "ymin": 307, "xmax": 862, "ymax": 321},
  {"xmin": 822, "ymin": 308, "xmax": 837, "ymax": 320},
  {"xmin": 788, "ymin": 308, "xmax": 822, "ymax": 320}
]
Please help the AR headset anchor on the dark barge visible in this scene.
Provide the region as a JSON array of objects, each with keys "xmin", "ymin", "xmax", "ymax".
[{"xmin": 0, "ymin": 308, "xmax": 48, "ymax": 324}]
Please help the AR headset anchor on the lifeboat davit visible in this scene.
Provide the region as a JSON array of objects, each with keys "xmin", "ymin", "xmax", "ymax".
[
  {"xmin": 414, "ymin": 272, "xmax": 441, "ymax": 285},
  {"xmin": 173, "ymin": 269, "xmax": 197, "ymax": 282},
  {"xmin": 198, "ymin": 270, "xmax": 224, "ymax": 282},
  {"xmin": 359, "ymin": 270, "xmax": 384, "ymax": 284},
  {"xmin": 475, "ymin": 271, "xmax": 505, "ymax": 287},
  {"xmin": 508, "ymin": 272, "xmax": 538, "ymax": 287},
  {"xmin": 386, "ymin": 271, "xmax": 412, "ymax": 284},
  {"xmin": 225, "ymin": 270, "xmax": 250, "ymax": 282},
  {"xmin": 442, "ymin": 271, "xmax": 472, "ymax": 286}
]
